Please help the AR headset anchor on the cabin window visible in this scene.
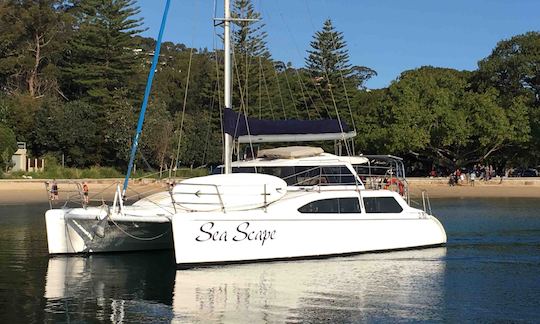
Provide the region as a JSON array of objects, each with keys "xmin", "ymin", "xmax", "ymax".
[
  {"xmin": 291, "ymin": 166, "xmax": 320, "ymax": 185},
  {"xmin": 289, "ymin": 166, "xmax": 357, "ymax": 186},
  {"xmin": 321, "ymin": 166, "xmax": 356, "ymax": 185},
  {"xmin": 214, "ymin": 166, "xmax": 259, "ymax": 174},
  {"xmin": 232, "ymin": 167, "xmax": 257, "ymax": 173},
  {"xmin": 259, "ymin": 167, "xmax": 295, "ymax": 184},
  {"xmin": 216, "ymin": 165, "xmax": 358, "ymax": 186},
  {"xmin": 363, "ymin": 197, "xmax": 403, "ymax": 213},
  {"xmin": 298, "ymin": 198, "xmax": 361, "ymax": 214}
]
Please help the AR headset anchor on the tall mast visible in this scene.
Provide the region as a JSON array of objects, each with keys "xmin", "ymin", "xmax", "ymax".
[
  {"xmin": 223, "ymin": 0, "xmax": 233, "ymax": 174},
  {"xmin": 122, "ymin": 0, "xmax": 171, "ymax": 196}
]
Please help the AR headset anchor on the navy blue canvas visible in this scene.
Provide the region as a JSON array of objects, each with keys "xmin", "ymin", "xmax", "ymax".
[{"xmin": 223, "ymin": 108, "xmax": 349, "ymax": 138}]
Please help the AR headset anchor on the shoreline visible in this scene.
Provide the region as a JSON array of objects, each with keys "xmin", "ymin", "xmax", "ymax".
[
  {"xmin": 0, "ymin": 177, "xmax": 539, "ymax": 205},
  {"xmin": 0, "ymin": 179, "xmax": 166, "ymax": 205}
]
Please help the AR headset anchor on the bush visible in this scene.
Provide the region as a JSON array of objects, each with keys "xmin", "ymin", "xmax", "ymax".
[{"xmin": 0, "ymin": 124, "xmax": 17, "ymax": 172}]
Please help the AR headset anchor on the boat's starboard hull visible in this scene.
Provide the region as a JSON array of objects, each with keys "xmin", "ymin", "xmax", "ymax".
[{"xmin": 171, "ymin": 213, "xmax": 447, "ymax": 266}]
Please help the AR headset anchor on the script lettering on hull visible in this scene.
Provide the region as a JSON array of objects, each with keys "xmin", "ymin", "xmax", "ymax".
[{"xmin": 196, "ymin": 221, "xmax": 276, "ymax": 246}]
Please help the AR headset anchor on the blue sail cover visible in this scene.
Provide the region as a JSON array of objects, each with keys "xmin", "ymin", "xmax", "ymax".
[{"xmin": 224, "ymin": 108, "xmax": 351, "ymax": 142}]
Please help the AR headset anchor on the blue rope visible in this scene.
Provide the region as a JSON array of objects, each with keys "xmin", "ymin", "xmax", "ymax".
[{"xmin": 123, "ymin": 0, "xmax": 171, "ymax": 196}]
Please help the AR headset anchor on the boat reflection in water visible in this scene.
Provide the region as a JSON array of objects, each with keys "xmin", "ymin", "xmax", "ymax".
[
  {"xmin": 44, "ymin": 248, "xmax": 446, "ymax": 322},
  {"xmin": 44, "ymin": 252, "xmax": 176, "ymax": 323},
  {"xmin": 174, "ymin": 247, "xmax": 448, "ymax": 322}
]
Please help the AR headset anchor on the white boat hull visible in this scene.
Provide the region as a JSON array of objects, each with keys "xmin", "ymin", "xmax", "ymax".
[
  {"xmin": 171, "ymin": 212, "xmax": 447, "ymax": 266},
  {"xmin": 45, "ymin": 208, "xmax": 173, "ymax": 254}
]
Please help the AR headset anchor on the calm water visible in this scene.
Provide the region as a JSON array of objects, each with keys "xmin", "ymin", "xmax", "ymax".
[{"xmin": 1, "ymin": 199, "xmax": 540, "ymax": 323}]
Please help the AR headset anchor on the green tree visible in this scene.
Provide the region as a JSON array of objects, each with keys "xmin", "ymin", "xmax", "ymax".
[
  {"xmin": 476, "ymin": 31, "xmax": 540, "ymax": 165},
  {"xmin": 305, "ymin": 19, "xmax": 375, "ymax": 120},
  {"xmin": 139, "ymin": 100, "xmax": 174, "ymax": 172},
  {"xmin": 60, "ymin": 0, "xmax": 144, "ymax": 164},
  {"xmin": 0, "ymin": 124, "xmax": 17, "ymax": 172},
  {"xmin": 306, "ymin": 19, "xmax": 352, "ymax": 87},
  {"xmin": 232, "ymin": 0, "xmax": 270, "ymax": 60},
  {"xmin": 350, "ymin": 88, "xmax": 388, "ymax": 153},
  {"xmin": 0, "ymin": 94, "xmax": 41, "ymax": 143},
  {"xmin": 378, "ymin": 67, "xmax": 529, "ymax": 169},
  {"xmin": 32, "ymin": 99, "xmax": 100, "ymax": 167},
  {"xmin": 0, "ymin": 0, "xmax": 70, "ymax": 97},
  {"xmin": 477, "ymin": 32, "xmax": 540, "ymax": 104},
  {"xmin": 103, "ymin": 89, "xmax": 137, "ymax": 166},
  {"xmin": 61, "ymin": 0, "xmax": 143, "ymax": 103}
]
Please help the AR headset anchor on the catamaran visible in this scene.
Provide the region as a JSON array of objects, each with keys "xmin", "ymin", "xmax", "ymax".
[{"xmin": 45, "ymin": 0, "xmax": 446, "ymax": 267}]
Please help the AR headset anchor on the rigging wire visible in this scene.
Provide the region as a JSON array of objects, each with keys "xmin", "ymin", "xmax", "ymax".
[
  {"xmin": 271, "ymin": 61, "xmax": 288, "ymax": 119},
  {"xmin": 201, "ymin": 81, "xmax": 220, "ymax": 165},
  {"xmin": 301, "ymin": 0, "xmax": 340, "ymax": 119},
  {"xmin": 303, "ymin": 0, "xmax": 353, "ymax": 156},
  {"xmin": 259, "ymin": 57, "xmax": 276, "ymax": 119},
  {"xmin": 231, "ymin": 40, "xmax": 257, "ymax": 161},
  {"xmin": 172, "ymin": 47, "xmax": 194, "ymax": 175},
  {"xmin": 256, "ymin": 6, "xmax": 299, "ymax": 119},
  {"xmin": 279, "ymin": 61, "xmax": 301, "ymax": 119},
  {"xmin": 172, "ymin": 0, "xmax": 200, "ymax": 175},
  {"xmin": 273, "ymin": 7, "xmax": 326, "ymax": 119},
  {"xmin": 323, "ymin": 0, "xmax": 358, "ymax": 135}
]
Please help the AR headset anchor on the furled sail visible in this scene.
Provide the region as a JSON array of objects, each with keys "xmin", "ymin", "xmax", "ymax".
[{"xmin": 223, "ymin": 108, "xmax": 356, "ymax": 143}]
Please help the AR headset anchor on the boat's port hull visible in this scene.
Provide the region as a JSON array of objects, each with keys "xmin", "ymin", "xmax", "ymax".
[
  {"xmin": 172, "ymin": 213, "xmax": 447, "ymax": 266},
  {"xmin": 45, "ymin": 209, "xmax": 173, "ymax": 254}
]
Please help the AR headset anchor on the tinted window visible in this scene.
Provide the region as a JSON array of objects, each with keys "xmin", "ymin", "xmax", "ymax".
[
  {"xmin": 232, "ymin": 167, "xmax": 257, "ymax": 173},
  {"xmin": 259, "ymin": 167, "xmax": 295, "ymax": 184},
  {"xmin": 298, "ymin": 198, "xmax": 361, "ymax": 214},
  {"xmin": 293, "ymin": 166, "xmax": 321, "ymax": 186},
  {"xmin": 363, "ymin": 197, "xmax": 403, "ymax": 213},
  {"xmin": 322, "ymin": 166, "xmax": 356, "ymax": 185}
]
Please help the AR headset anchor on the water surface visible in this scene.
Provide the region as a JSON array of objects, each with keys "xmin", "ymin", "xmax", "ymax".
[{"xmin": 1, "ymin": 199, "xmax": 539, "ymax": 322}]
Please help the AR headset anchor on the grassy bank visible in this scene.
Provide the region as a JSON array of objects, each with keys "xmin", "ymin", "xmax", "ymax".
[{"xmin": 1, "ymin": 166, "xmax": 208, "ymax": 180}]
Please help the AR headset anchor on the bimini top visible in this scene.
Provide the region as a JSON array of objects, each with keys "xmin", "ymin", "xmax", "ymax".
[{"xmin": 224, "ymin": 108, "xmax": 356, "ymax": 143}]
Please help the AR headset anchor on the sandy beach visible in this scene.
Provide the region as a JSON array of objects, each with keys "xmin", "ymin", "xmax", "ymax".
[
  {"xmin": 408, "ymin": 181, "xmax": 540, "ymax": 198},
  {"xmin": 0, "ymin": 179, "xmax": 166, "ymax": 205},
  {"xmin": 0, "ymin": 177, "xmax": 539, "ymax": 205}
]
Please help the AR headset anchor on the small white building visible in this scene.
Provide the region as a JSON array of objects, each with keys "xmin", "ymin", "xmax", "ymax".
[
  {"xmin": 11, "ymin": 142, "xmax": 27, "ymax": 171},
  {"xmin": 11, "ymin": 142, "xmax": 45, "ymax": 172}
]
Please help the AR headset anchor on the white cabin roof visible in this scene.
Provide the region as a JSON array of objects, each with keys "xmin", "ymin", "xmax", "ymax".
[{"xmin": 232, "ymin": 151, "xmax": 368, "ymax": 167}]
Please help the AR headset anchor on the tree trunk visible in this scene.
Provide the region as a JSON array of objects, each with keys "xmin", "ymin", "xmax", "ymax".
[{"xmin": 28, "ymin": 33, "xmax": 41, "ymax": 97}]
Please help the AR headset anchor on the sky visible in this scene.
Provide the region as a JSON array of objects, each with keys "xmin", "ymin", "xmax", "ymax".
[{"xmin": 136, "ymin": 0, "xmax": 540, "ymax": 89}]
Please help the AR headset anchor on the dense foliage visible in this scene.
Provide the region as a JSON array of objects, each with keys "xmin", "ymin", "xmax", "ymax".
[
  {"xmin": 0, "ymin": 123, "xmax": 17, "ymax": 172},
  {"xmin": 0, "ymin": 0, "xmax": 539, "ymax": 175}
]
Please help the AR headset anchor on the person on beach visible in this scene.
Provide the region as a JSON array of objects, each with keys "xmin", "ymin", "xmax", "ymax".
[
  {"xmin": 82, "ymin": 182, "xmax": 89, "ymax": 204},
  {"xmin": 470, "ymin": 171, "xmax": 476, "ymax": 186},
  {"xmin": 51, "ymin": 180, "xmax": 59, "ymax": 200}
]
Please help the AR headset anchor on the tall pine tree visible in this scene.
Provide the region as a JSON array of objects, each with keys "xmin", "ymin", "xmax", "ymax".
[
  {"xmin": 306, "ymin": 19, "xmax": 352, "ymax": 88},
  {"xmin": 305, "ymin": 19, "xmax": 375, "ymax": 119},
  {"xmin": 61, "ymin": 0, "xmax": 144, "ymax": 165},
  {"xmin": 61, "ymin": 0, "xmax": 143, "ymax": 104}
]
